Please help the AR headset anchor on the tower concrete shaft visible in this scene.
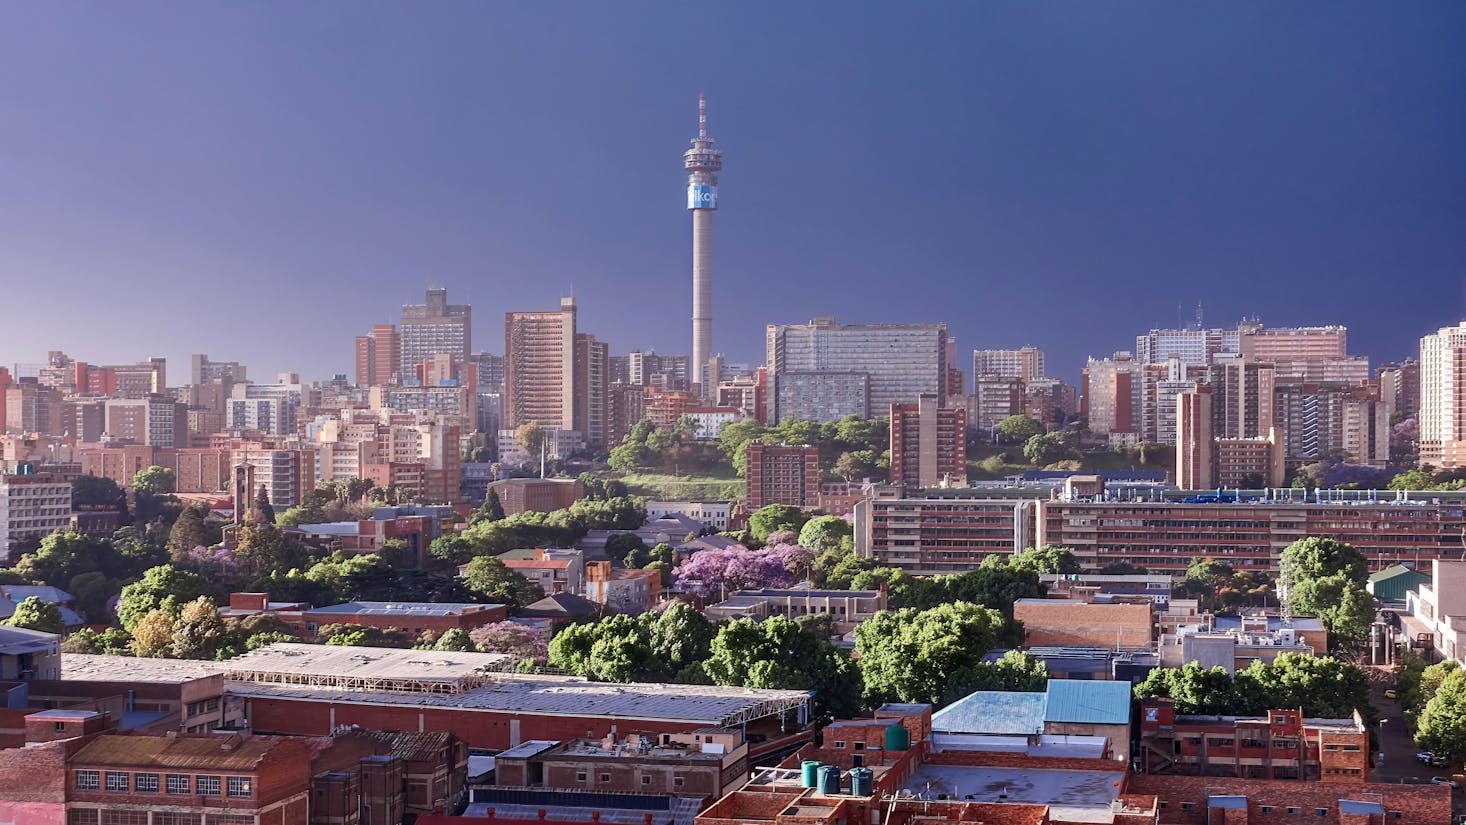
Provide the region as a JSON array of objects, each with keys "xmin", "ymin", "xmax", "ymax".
[{"xmin": 684, "ymin": 92, "xmax": 721, "ymax": 398}]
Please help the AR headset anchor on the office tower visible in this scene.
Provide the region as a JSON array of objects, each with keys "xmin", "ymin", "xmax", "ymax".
[
  {"xmin": 684, "ymin": 93, "xmax": 722, "ymax": 398},
  {"xmin": 399, "ymin": 289, "xmax": 471, "ymax": 378},
  {"xmin": 1214, "ymin": 430, "xmax": 1285, "ymax": 489},
  {"xmin": 616, "ymin": 350, "xmax": 691, "ymax": 392},
  {"xmin": 1274, "ymin": 383, "xmax": 1391, "ymax": 466},
  {"xmin": 1176, "ymin": 387, "xmax": 1214, "ymax": 490},
  {"xmin": 890, "ymin": 394, "xmax": 967, "ymax": 489},
  {"xmin": 1378, "ymin": 359, "xmax": 1420, "ymax": 421},
  {"xmin": 972, "ymin": 347, "xmax": 1046, "ymax": 383},
  {"xmin": 503, "ymin": 298, "xmax": 577, "ymax": 432},
  {"xmin": 227, "ymin": 378, "xmax": 304, "ymax": 437},
  {"xmin": 608, "ymin": 385, "xmax": 647, "ymax": 447},
  {"xmin": 1238, "ymin": 323, "xmax": 1367, "ymax": 383},
  {"xmin": 1080, "ymin": 353, "xmax": 1138, "ymax": 437},
  {"xmin": 1135, "ymin": 327, "xmax": 1240, "ymax": 367},
  {"xmin": 573, "ymin": 334, "xmax": 610, "ymax": 449},
  {"xmin": 745, "ymin": 442, "xmax": 819, "ymax": 509},
  {"xmin": 1207, "ymin": 356, "xmax": 1275, "ymax": 440},
  {"xmin": 0, "ymin": 471, "xmax": 71, "ymax": 558},
  {"xmin": 5, "ymin": 380, "xmax": 61, "ymax": 436},
  {"xmin": 61, "ymin": 396, "xmax": 106, "ymax": 444},
  {"xmin": 766, "ymin": 317, "xmax": 948, "ymax": 424},
  {"xmin": 1419, "ymin": 322, "xmax": 1466, "ymax": 468}
]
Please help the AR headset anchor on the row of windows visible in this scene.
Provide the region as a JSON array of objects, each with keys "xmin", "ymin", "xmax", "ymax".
[
  {"xmin": 574, "ymin": 770, "xmax": 685, "ymax": 787},
  {"xmin": 69, "ymin": 810, "xmax": 254, "ymax": 825},
  {"xmin": 74, "ymin": 770, "xmax": 251, "ymax": 798}
]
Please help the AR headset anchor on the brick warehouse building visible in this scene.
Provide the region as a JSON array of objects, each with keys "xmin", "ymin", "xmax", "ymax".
[{"xmin": 61, "ymin": 646, "xmax": 812, "ymax": 753}]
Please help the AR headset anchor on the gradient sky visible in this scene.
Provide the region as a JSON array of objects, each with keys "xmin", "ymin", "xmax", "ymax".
[{"xmin": 1, "ymin": 3, "xmax": 1463, "ymax": 384}]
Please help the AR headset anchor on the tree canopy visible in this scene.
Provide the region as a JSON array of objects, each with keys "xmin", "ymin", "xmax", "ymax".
[
  {"xmin": 855, "ymin": 602, "xmax": 1008, "ymax": 706},
  {"xmin": 703, "ymin": 615, "xmax": 862, "ymax": 721},
  {"xmin": 748, "ymin": 505, "xmax": 809, "ymax": 544},
  {"xmin": 4, "ymin": 596, "xmax": 65, "ymax": 634}
]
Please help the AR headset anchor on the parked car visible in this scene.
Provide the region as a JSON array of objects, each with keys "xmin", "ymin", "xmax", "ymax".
[
  {"xmin": 1433, "ymin": 757, "xmax": 1450, "ymax": 768},
  {"xmin": 1419, "ymin": 752, "xmax": 1436, "ymax": 764},
  {"xmin": 1430, "ymin": 776, "xmax": 1459, "ymax": 788},
  {"xmin": 1385, "ymin": 689, "xmax": 1398, "ymax": 699}
]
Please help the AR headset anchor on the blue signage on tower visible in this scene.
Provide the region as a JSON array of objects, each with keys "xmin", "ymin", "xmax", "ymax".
[{"xmin": 687, "ymin": 184, "xmax": 718, "ymax": 210}]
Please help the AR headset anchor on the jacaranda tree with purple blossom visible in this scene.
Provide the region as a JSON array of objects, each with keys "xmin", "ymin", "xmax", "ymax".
[{"xmin": 673, "ymin": 543, "xmax": 816, "ymax": 599}]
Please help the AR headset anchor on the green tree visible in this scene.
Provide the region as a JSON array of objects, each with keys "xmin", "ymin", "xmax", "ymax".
[
  {"xmin": 472, "ymin": 489, "xmax": 506, "ymax": 525},
  {"xmin": 233, "ymin": 524, "xmax": 308, "ymax": 579},
  {"xmin": 605, "ymin": 533, "xmax": 649, "ymax": 566},
  {"xmin": 170, "ymin": 597, "xmax": 236, "ymax": 660},
  {"xmin": 166, "ymin": 505, "xmax": 210, "ymax": 561},
  {"xmin": 4, "ymin": 596, "xmax": 65, "ymax": 634},
  {"xmin": 1133, "ymin": 662, "xmax": 1238, "ymax": 715},
  {"xmin": 997, "ymin": 415, "xmax": 1045, "ymax": 445},
  {"xmin": 704, "ymin": 616, "xmax": 861, "ymax": 720},
  {"xmin": 117, "ymin": 565, "xmax": 213, "ymax": 631},
  {"xmin": 515, "ymin": 422, "xmax": 545, "ymax": 463},
  {"xmin": 748, "ymin": 505, "xmax": 809, "ymax": 544},
  {"xmin": 1417, "ymin": 668, "xmax": 1466, "ymax": 768},
  {"xmin": 1280, "ymin": 537, "xmax": 1368, "ymax": 592},
  {"xmin": 1233, "ymin": 654, "xmax": 1373, "ymax": 719},
  {"xmin": 433, "ymin": 628, "xmax": 476, "ymax": 652},
  {"xmin": 130, "ymin": 609, "xmax": 176, "ymax": 657},
  {"xmin": 461, "ymin": 557, "xmax": 544, "ymax": 608},
  {"xmin": 427, "ymin": 535, "xmax": 475, "ymax": 567},
  {"xmin": 798, "ymin": 516, "xmax": 853, "ymax": 552},
  {"xmin": 1010, "ymin": 545, "xmax": 1081, "ymax": 575},
  {"xmin": 132, "ymin": 466, "xmax": 176, "ymax": 496},
  {"xmin": 72, "ymin": 475, "xmax": 127, "ymax": 513},
  {"xmin": 855, "ymin": 602, "xmax": 1008, "ymax": 706},
  {"xmin": 1023, "ymin": 432, "xmax": 1077, "ymax": 466},
  {"xmin": 252, "ymin": 485, "xmax": 276, "ymax": 525},
  {"xmin": 319, "ymin": 624, "xmax": 412, "ymax": 648}
]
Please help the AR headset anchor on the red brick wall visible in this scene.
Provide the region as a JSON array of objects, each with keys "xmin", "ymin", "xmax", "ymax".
[
  {"xmin": 1127, "ymin": 774, "xmax": 1451, "ymax": 825},
  {"xmin": 246, "ymin": 697, "xmax": 702, "ymax": 750}
]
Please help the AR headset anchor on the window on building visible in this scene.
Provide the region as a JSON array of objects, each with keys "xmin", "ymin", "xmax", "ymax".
[
  {"xmin": 166, "ymin": 774, "xmax": 190, "ymax": 795},
  {"xmin": 100, "ymin": 812, "xmax": 147, "ymax": 825},
  {"xmin": 1316, "ymin": 810, "xmax": 1328, "ymax": 817},
  {"xmin": 226, "ymin": 777, "xmax": 252, "ymax": 798},
  {"xmin": 135, "ymin": 773, "xmax": 159, "ymax": 793},
  {"xmin": 104, "ymin": 772, "xmax": 128, "ymax": 792},
  {"xmin": 205, "ymin": 698, "xmax": 220, "ymax": 712},
  {"xmin": 642, "ymin": 776, "xmax": 651, "ymax": 785},
  {"xmin": 1180, "ymin": 803, "xmax": 1193, "ymax": 810},
  {"xmin": 1287, "ymin": 808, "xmax": 1301, "ymax": 815},
  {"xmin": 155, "ymin": 814, "xmax": 202, "ymax": 825},
  {"xmin": 674, "ymin": 777, "xmax": 684, "ymax": 787},
  {"xmin": 196, "ymin": 775, "xmax": 221, "ymax": 796},
  {"xmin": 74, "ymin": 770, "xmax": 100, "ymax": 791},
  {"xmin": 1261, "ymin": 807, "xmax": 1273, "ymax": 813},
  {"xmin": 834, "ymin": 741, "xmax": 846, "ymax": 749},
  {"xmin": 853, "ymin": 742, "xmax": 865, "ymax": 751},
  {"xmin": 67, "ymin": 810, "xmax": 99, "ymax": 825},
  {"xmin": 599, "ymin": 773, "xmax": 610, "ymax": 783},
  {"xmin": 577, "ymin": 772, "xmax": 587, "ymax": 782}
]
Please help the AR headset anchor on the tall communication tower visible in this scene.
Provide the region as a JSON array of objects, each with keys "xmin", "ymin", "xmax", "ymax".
[{"xmin": 684, "ymin": 92, "xmax": 722, "ymax": 398}]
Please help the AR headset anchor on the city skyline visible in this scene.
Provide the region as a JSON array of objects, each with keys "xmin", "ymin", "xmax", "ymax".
[{"xmin": 1, "ymin": 4, "xmax": 1464, "ymax": 383}]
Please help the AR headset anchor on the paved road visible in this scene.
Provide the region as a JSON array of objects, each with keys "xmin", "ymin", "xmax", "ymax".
[{"xmin": 1365, "ymin": 664, "xmax": 1463, "ymax": 813}]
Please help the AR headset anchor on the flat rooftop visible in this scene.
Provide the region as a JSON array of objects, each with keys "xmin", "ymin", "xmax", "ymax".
[
  {"xmin": 228, "ymin": 678, "xmax": 809, "ymax": 726},
  {"xmin": 306, "ymin": 601, "xmax": 505, "ymax": 617},
  {"xmin": 64, "ymin": 655, "xmax": 225, "ymax": 683},
  {"xmin": 903, "ymin": 763, "xmax": 1125, "ymax": 823}
]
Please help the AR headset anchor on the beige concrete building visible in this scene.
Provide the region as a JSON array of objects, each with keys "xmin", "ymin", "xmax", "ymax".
[
  {"xmin": 1420, "ymin": 321, "xmax": 1466, "ymax": 468},
  {"xmin": 1176, "ymin": 386, "xmax": 1213, "ymax": 490},
  {"xmin": 504, "ymin": 298, "xmax": 577, "ymax": 432}
]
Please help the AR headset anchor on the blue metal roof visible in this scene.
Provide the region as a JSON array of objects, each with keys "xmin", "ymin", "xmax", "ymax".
[
  {"xmin": 1042, "ymin": 680, "xmax": 1132, "ymax": 725},
  {"xmin": 930, "ymin": 690, "xmax": 1046, "ymax": 735}
]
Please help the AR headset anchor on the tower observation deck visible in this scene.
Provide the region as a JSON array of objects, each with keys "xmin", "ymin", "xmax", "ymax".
[{"xmin": 684, "ymin": 92, "xmax": 722, "ymax": 398}]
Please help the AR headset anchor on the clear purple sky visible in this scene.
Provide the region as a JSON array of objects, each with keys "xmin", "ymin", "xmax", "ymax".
[{"xmin": 1, "ymin": 3, "xmax": 1463, "ymax": 383}]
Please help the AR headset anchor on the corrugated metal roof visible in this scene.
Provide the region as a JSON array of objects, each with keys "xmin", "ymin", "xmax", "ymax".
[
  {"xmin": 72, "ymin": 734, "xmax": 300, "ymax": 771},
  {"xmin": 929, "ymin": 690, "xmax": 1046, "ymax": 735},
  {"xmin": 1042, "ymin": 680, "xmax": 1132, "ymax": 725}
]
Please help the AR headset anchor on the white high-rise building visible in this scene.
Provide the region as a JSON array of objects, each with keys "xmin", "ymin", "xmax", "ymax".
[
  {"xmin": 1420, "ymin": 322, "xmax": 1466, "ymax": 468},
  {"xmin": 399, "ymin": 288, "xmax": 472, "ymax": 378},
  {"xmin": 767, "ymin": 318, "xmax": 948, "ymax": 424},
  {"xmin": 972, "ymin": 347, "xmax": 1045, "ymax": 383}
]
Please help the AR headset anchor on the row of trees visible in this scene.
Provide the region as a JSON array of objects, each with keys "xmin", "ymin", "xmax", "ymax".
[
  {"xmin": 546, "ymin": 601, "xmax": 1050, "ymax": 720},
  {"xmin": 1135, "ymin": 655, "xmax": 1374, "ymax": 722}
]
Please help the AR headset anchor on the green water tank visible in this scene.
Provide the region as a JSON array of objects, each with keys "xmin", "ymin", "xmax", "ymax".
[
  {"xmin": 801, "ymin": 760, "xmax": 821, "ymax": 788},
  {"xmin": 817, "ymin": 764, "xmax": 841, "ymax": 795},
  {"xmin": 884, "ymin": 724, "xmax": 910, "ymax": 751},
  {"xmin": 849, "ymin": 767, "xmax": 873, "ymax": 797}
]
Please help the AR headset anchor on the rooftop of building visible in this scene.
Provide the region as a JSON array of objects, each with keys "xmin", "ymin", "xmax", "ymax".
[
  {"xmin": 1210, "ymin": 614, "xmax": 1325, "ymax": 633},
  {"xmin": 63, "ymin": 654, "xmax": 224, "ymax": 684},
  {"xmin": 902, "ymin": 763, "xmax": 1126, "ymax": 822},
  {"xmin": 72, "ymin": 733, "xmax": 302, "ymax": 771},
  {"xmin": 1170, "ymin": 712, "xmax": 1365, "ymax": 733},
  {"xmin": 931, "ymin": 680, "xmax": 1132, "ymax": 735},
  {"xmin": 558, "ymin": 735, "xmax": 734, "ymax": 761},
  {"xmin": 1038, "ymin": 573, "xmax": 1173, "ymax": 586},
  {"xmin": 305, "ymin": 600, "xmax": 504, "ymax": 617},
  {"xmin": 496, "ymin": 740, "xmax": 559, "ymax": 760},
  {"xmin": 519, "ymin": 592, "xmax": 602, "ymax": 617},
  {"xmin": 1370, "ymin": 564, "xmax": 1432, "ymax": 584},
  {"xmin": 226, "ymin": 677, "xmax": 809, "ymax": 726}
]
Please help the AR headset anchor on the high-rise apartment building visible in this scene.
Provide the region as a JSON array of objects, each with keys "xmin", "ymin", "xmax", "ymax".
[
  {"xmin": 1420, "ymin": 322, "xmax": 1466, "ymax": 468},
  {"xmin": 972, "ymin": 347, "xmax": 1045, "ymax": 383},
  {"xmin": 399, "ymin": 289, "xmax": 471, "ymax": 378},
  {"xmin": 1274, "ymin": 383, "xmax": 1390, "ymax": 466},
  {"xmin": 889, "ymin": 394, "xmax": 966, "ymax": 488},
  {"xmin": 967, "ymin": 375, "xmax": 1023, "ymax": 435},
  {"xmin": 1135, "ymin": 327, "xmax": 1240, "ymax": 367},
  {"xmin": 745, "ymin": 442, "xmax": 820, "ymax": 510},
  {"xmin": 468, "ymin": 352, "xmax": 505, "ymax": 394},
  {"xmin": 227, "ymin": 378, "xmax": 305, "ymax": 437},
  {"xmin": 5, "ymin": 380, "xmax": 62, "ymax": 436},
  {"xmin": 355, "ymin": 324, "xmax": 401, "ymax": 387},
  {"xmin": 1138, "ymin": 359, "xmax": 1204, "ymax": 445},
  {"xmin": 1378, "ymin": 359, "xmax": 1420, "ymax": 421},
  {"xmin": 766, "ymin": 318, "xmax": 947, "ymax": 424},
  {"xmin": 1176, "ymin": 387, "xmax": 1213, "ymax": 490},
  {"xmin": 104, "ymin": 396, "xmax": 189, "ymax": 448},
  {"xmin": 573, "ymin": 334, "xmax": 610, "ymax": 449},
  {"xmin": 190, "ymin": 354, "xmax": 247, "ymax": 386},
  {"xmin": 1207, "ymin": 356, "xmax": 1276, "ymax": 440},
  {"xmin": 0, "ymin": 471, "xmax": 71, "ymax": 558},
  {"xmin": 503, "ymin": 298, "xmax": 577, "ymax": 432},
  {"xmin": 1080, "ymin": 353, "xmax": 1137, "ymax": 437},
  {"xmin": 110, "ymin": 357, "xmax": 167, "ymax": 399}
]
